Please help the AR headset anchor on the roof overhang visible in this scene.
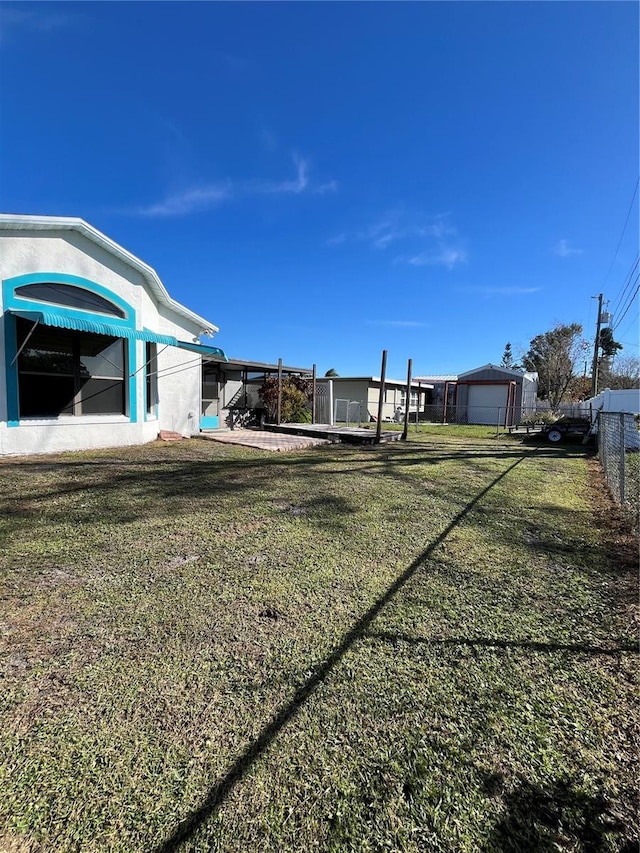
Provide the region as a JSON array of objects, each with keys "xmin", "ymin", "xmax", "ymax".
[
  {"xmin": 457, "ymin": 363, "xmax": 525, "ymax": 379},
  {"xmin": 9, "ymin": 309, "xmax": 228, "ymax": 360},
  {"xmin": 9, "ymin": 309, "xmax": 178, "ymax": 345},
  {"xmin": 0, "ymin": 214, "xmax": 218, "ymax": 335}
]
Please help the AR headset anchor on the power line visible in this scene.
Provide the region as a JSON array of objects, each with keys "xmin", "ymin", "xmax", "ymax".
[
  {"xmin": 601, "ymin": 176, "xmax": 640, "ymax": 292},
  {"xmin": 613, "ymin": 274, "xmax": 640, "ymax": 331},
  {"xmin": 610, "ymin": 254, "xmax": 640, "ymax": 320}
]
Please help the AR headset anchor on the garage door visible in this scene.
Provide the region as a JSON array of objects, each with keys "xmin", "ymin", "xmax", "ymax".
[{"xmin": 467, "ymin": 384, "xmax": 508, "ymax": 424}]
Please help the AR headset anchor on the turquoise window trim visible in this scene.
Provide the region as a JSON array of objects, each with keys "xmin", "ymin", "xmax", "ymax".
[
  {"xmin": 3, "ymin": 273, "xmax": 132, "ymax": 323},
  {"xmin": 4, "ymin": 312, "xmax": 19, "ymax": 427},
  {"xmin": 128, "ymin": 339, "xmax": 137, "ymax": 424},
  {"xmin": 142, "ymin": 342, "xmax": 159, "ymax": 422},
  {"xmin": 3, "ymin": 273, "xmax": 141, "ymax": 425}
]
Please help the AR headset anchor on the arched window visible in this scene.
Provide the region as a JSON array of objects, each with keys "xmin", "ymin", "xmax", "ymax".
[{"xmin": 14, "ymin": 282, "xmax": 126, "ymax": 318}]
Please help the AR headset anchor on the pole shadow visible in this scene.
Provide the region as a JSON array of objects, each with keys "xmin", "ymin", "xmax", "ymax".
[{"xmin": 152, "ymin": 450, "xmax": 535, "ymax": 851}]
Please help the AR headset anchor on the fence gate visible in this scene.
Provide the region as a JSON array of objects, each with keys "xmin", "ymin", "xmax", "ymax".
[{"xmin": 314, "ymin": 380, "xmax": 332, "ymax": 424}]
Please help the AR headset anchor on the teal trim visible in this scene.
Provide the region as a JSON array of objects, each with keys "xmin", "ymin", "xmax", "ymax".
[
  {"xmin": 128, "ymin": 339, "xmax": 138, "ymax": 423},
  {"xmin": 176, "ymin": 340, "xmax": 227, "ymax": 359},
  {"xmin": 7, "ymin": 309, "xmax": 177, "ymax": 346},
  {"xmin": 4, "ymin": 273, "xmax": 132, "ymax": 321},
  {"xmin": 4, "ymin": 311, "xmax": 19, "ymax": 426},
  {"xmin": 200, "ymin": 415, "xmax": 219, "ymax": 429},
  {"xmin": 3, "ymin": 273, "xmax": 143, "ymax": 424}
]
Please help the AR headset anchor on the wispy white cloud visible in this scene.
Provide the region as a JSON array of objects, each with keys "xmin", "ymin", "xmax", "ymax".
[
  {"xmin": 133, "ymin": 184, "xmax": 233, "ymax": 218},
  {"xmin": 407, "ymin": 247, "xmax": 468, "ymax": 270},
  {"xmin": 129, "ymin": 153, "xmax": 336, "ymax": 218},
  {"xmin": 314, "ymin": 179, "xmax": 339, "ymax": 196},
  {"xmin": 252, "ymin": 154, "xmax": 309, "ymax": 195},
  {"xmin": 327, "ymin": 232, "xmax": 348, "ymax": 246},
  {"xmin": 329, "ymin": 211, "xmax": 467, "ymax": 269},
  {"xmin": 553, "ymin": 239, "xmax": 583, "ymax": 258},
  {"xmin": 365, "ymin": 320, "xmax": 430, "ymax": 328},
  {"xmin": 0, "ymin": 6, "xmax": 78, "ymax": 42}
]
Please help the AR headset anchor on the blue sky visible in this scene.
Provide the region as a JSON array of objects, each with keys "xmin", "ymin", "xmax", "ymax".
[{"xmin": 1, "ymin": 1, "xmax": 638, "ymax": 380}]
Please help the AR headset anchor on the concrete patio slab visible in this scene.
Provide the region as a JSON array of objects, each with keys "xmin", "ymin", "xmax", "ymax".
[{"xmin": 199, "ymin": 429, "xmax": 330, "ymax": 452}]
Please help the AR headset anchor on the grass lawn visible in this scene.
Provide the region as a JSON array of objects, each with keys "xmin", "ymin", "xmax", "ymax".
[{"xmin": 0, "ymin": 431, "xmax": 637, "ymax": 852}]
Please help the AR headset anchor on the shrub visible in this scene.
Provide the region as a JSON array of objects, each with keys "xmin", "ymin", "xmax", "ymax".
[{"xmin": 258, "ymin": 376, "xmax": 313, "ymax": 423}]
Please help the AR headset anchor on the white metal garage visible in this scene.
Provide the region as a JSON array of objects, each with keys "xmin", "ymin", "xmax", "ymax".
[{"xmin": 467, "ymin": 383, "xmax": 509, "ymax": 424}]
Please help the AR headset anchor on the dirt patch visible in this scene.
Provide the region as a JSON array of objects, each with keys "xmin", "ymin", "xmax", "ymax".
[{"xmin": 586, "ymin": 456, "xmax": 639, "ymax": 632}]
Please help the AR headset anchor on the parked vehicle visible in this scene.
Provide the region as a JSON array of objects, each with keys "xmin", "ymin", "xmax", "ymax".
[{"xmin": 541, "ymin": 416, "xmax": 593, "ymax": 443}]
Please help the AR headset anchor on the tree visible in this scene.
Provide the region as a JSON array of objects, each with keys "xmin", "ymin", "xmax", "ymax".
[
  {"xmin": 598, "ymin": 327, "xmax": 623, "ymax": 359},
  {"xmin": 601, "ymin": 354, "xmax": 640, "ymax": 390},
  {"xmin": 596, "ymin": 328, "xmax": 624, "ymax": 389},
  {"xmin": 500, "ymin": 342, "xmax": 521, "ymax": 370},
  {"xmin": 324, "ymin": 368, "xmax": 339, "ymax": 377},
  {"xmin": 522, "ymin": 323, "xmax": 588, "ymax": 408},
  {"xmin": 258, "ymin": 375, "xmax": 313, "ymax": 423}
]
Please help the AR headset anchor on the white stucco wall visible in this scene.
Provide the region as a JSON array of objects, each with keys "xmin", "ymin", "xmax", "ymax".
[{"xmin": 0, "ymin": 229, "xmax": 212, "ymax": 455}]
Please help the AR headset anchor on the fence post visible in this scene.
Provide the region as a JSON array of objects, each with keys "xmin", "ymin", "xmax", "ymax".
[
  {"xmin": 402, "ymin": 358, "xmax": 412, "ymax": 441},
  {"xmin": 619, "ymin": 413, "xmax": 626, "ymax": 504},
  {"xmin": 312, "ymin": 364, "xmax": 317, "ymax": 424},
  {"xmin": 496, "ymin": 407, "xmax": 501, "ymax": 438},
  {"xmin": 276, "ymin": 358, "xmax": 283, "ymax": 426},
  {"xmin": 375, "ymin": 350, "xmax": 388, "ymax": 445}
]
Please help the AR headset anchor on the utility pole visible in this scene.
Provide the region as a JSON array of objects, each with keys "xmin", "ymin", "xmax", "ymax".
[{"xmin": 591, "ymin": 293, "xmax": 603, "ymax": 397}]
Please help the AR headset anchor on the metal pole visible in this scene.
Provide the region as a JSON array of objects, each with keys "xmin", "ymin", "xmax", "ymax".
[
  {"xmin": 312, "ymin": 364, "xmax": 317, "ymax": 424},
  {"xmin": 402, "ymin": 358, "xmax": 412, "ymax": 441},
  {"xmin": 276, "ymin": 358, "xmax": 283, "ymax": 425},
  {"xmin": 591, "ymin": 293, "xmax": 603, "ymax": 397},
  {"xmin": 619, "ymin": 413, "xmax": 626, "ymax": 504},
  {"xmin": 375, "ymin": 349, "xmax": 388, "ymax": 444}
]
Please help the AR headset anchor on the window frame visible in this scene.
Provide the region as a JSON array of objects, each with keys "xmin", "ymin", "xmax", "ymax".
[{"xmin": 16, "ymin": 319, "xmax": 127, "ymax": 418}]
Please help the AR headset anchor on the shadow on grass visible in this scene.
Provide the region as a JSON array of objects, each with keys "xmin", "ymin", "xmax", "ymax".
[
  {"xmin": 152, "ymin": 451, "xmax": 530, "ymax": 852},
  {"xmin": 0, "ymin": 441, "xmax": 544, "ymax": 533},
  {"xmin": 486, "ymin": 773, "xmax": 636, "ymax": 852},
  {"xmin": 367, "ymin": 631, "xmax": 638, "ymax": 657}
]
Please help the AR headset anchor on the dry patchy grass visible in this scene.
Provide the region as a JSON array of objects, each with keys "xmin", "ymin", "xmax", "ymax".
[{"xmin": 0, "ymin": 434, "xmax": 637, "ymax": 852}]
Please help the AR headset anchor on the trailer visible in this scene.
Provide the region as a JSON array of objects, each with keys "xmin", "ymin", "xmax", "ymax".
[{"xmin": 541, "ymin": 416, "xmax": 594, "ymax": 443}]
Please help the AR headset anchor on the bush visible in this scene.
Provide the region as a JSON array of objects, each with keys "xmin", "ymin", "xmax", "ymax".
[{"xmin": 258, "ymin": 376, "xmax": 313, "ymax": 423}]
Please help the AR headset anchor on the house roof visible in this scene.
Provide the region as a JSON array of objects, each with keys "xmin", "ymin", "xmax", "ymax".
[
  {"xmin": 0, "ymin": 214, "xmax": 218, "ymax": 335},
  {"xmin": 457, "ymin": 363, "xmax": 526, "ymax": 379},
  {"xmin": 329, "ymin": 376, "xmax": 433, "ymax": 388},
  {"xmin": 415, "ymin": 374, "xmax": 459, "ymax": 383},
  {"xmin": 205, "ymin": 356, "xmax": 312, "ymax": 373}
]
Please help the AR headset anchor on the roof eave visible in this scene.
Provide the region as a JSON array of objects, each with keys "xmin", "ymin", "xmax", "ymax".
[{"xmin": 0, "ymin": 214, "xmax": 218, "ymax": 335}]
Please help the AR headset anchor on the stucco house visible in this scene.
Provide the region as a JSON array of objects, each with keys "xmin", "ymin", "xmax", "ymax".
[
  {"xmin": 317, "ymin": 376, "xmax": 433, "ymax": 424},
  {"xmin": 0, "ymin": 214, "xmax": 225, "ymax": 456}
]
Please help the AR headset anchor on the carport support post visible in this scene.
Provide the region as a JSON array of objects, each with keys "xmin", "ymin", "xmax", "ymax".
[
  {"xmin": 375, "ymin": 349, "xmax": 388, "ymax": 444},
  {"xmin": 312, "ymin": 364, "xmax": 317, "ymax": 424},
  {"xmin": 276, "ymin": 358, "xmax": 283, "ymax": 426},
  {"xmin": 402, "ymin": 358, "xmax": 412, "ymax": 441}
]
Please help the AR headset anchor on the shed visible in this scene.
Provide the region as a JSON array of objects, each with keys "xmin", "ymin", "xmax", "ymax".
[{"xmin": 454, "ymin": 364, "xmax": 538, "ymax": 426}]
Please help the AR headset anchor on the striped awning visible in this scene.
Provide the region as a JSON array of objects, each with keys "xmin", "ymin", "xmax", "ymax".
[
  {"xmin": 9, "ymin": 309, "xmax": 179, "ymax": 346},
  {"xmin": 175, "ymin": 340, "xmax": 227, "ymax": 360}
]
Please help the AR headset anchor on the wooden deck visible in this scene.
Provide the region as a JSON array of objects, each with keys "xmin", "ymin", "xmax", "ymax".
[{"xmin": 263, "ymin": 423, "xmax": 403, "ymax": 445}]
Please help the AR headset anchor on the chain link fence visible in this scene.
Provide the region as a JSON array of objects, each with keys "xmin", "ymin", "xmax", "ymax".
[{"xmin": 597, "ymin": 412, "xmax": 640, "ymax": 533}]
